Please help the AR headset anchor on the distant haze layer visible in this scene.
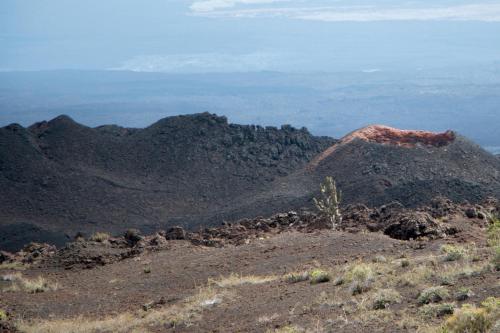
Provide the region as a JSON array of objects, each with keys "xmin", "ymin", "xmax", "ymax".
[{"xmin": 1, "ymin": 69, "xmax": 500, "ymax": 151}]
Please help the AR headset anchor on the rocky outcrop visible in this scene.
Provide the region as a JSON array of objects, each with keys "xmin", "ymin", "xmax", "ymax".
[{"xmin": 0, "ymin": 113, "xmax": 335, "ymax": 251}]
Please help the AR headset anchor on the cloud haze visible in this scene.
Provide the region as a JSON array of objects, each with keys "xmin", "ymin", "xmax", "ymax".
[
  {"xmin": 112, "ymin": 53, "xmax": 277, "ymax": 73},
  {"xmin": 190, "ymin": 2, "xmax": 500, "ymax": 22},
  {"xmin": 190, "ymin": 0, "xmax": 288, "ymax": 12}
]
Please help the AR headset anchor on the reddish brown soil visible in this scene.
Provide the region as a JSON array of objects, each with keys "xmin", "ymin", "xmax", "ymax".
[
  {"xmin": 310, "ymin": 125, "xmax": 455, "ymax": 168},
  {"xmin": 1, "ymin": 212, "xmax": 497, "ymax": 332},
  {"xmin": 341, "ymin": 125, "xmax": 456, "ymax": 148}
]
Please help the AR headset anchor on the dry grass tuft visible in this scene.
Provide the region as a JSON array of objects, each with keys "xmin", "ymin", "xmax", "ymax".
[
  {"xmin": 0, "ymin": 262, "xmax": 29, "ymax": 270},
  {"xmin": 210, "ymin": 273, "xmax": 277, "ymax": 288},
  {"xmin": 345, "ymin": 263, "xmax": 374, "ymax": 295},
  {"xmin": 283, "ymin": 271, "xmax": 309, "ymax": 284},
  {"xmin": 372, "ymin": 289, "xmax": 402, "ymax": 310},
  {"xmin": 17, "ymin": 286, "xmax": 231, "ymax": 333},
  {"xmin": 89, "ymin": 232, "xmax": 110, "ymax": 243},
  {"xmin": 2, "ymin": 273, "xmax": 58, "ymax": 293},
  {"xmin": 439, "ymin": 300, "xmax": 497, "ymax": 333}
]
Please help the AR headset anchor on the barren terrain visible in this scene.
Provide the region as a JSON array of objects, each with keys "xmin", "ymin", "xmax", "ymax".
[{"xmin": 1, "ymin": 201, "xmax": 499, "ymax": 332}]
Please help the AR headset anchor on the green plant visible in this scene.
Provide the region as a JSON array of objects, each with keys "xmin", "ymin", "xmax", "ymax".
[
  {"xmin": 372, "ymin": 289, "xmax": 402, "ymax": 310},
  {"xmin": 440, "ymin": 244, "xmax": 466, "ymax": 262},
  {"xmin": 418, "ymin": 286, "xmax": 449, "ymax": 305},
  {"xmin": 309, "ymin": 269, "xmax": 330, "ymax": 284},
  {"xmin": 480, "ymin": 297, "xmax": 499, "ymax": 315},
  {"xmin": 143, "ymin": 267, "xmax": 151, "ymax": 274},
  {"xmin": 440, "ymin": 275, "xmax": 455, "ymax": 286},
  {"xmin": 485, "ymin": 212, "xmax": 500, "ymax": 247},
  {"xmin": 455, "ymin": 287, "xmax": 473, "ymax": 301},
  {"xmin": 313, "ymin": 176, "xmax": 342, "ymax": 229},
  {"xmin": 401, "ymin": 259, "xmax": 410, "ymax": 268},
  {"xmin": 420, "ymin": 303, "xmax": 455, "ymax": 318},
  {"xmin": 0, "ymin": 309, "xmax": 6, "ymax": 321},
  {"xmin": 89, "ymin": 232, "xmax": 110, "ymax": 243},
  {"xmin": 492, "ymin": 246, "xmax": 500, "ymax": 271},
  {"xmin": 284, "ymin": 271, "xmax": 309, "ymax": 284},
  {"xmin": 345, "ymin": 264, "xmax": 374, "ymax": 295},
  {"xmin": 441, "ymin": 304, "xmax": 492, "ymax": 333}
]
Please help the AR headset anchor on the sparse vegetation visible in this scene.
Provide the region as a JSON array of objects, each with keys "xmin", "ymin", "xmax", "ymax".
[
  {"xmin": 492, "ymin": 246, "xmax": 500, "ymax": 271},
  {"xmin": 485, "ymin": 213, "xmax": 500, "ymax": 247},
  {"xmin": 372, "ymin": 289, "xmax": 402, "ymax": 310},
  {"xmin": 309, "ymin": 269, "xmax": 330, "ymax": 284},
  {"xmin": 0, "ymin": 309, "xmax": 6, "ymax": 322},
  {"xmin": 2, "ymin": 273, "xmax": 58, "ymax": 293},
  {"xmin": 17, "ymin": 286, "xmax": 230, "ymax": 333},
  {"xmin": 283, "ymin": 271, "xmax": 309, "ymax": 284},
  {"xmin": 440, "ymin": 304, "xmax": 492, "ymax": 333},
  {"xmin": 441, "ymin": 244, "xmax": 466, "ymax": 262},
  {"xmin": 89, "ymin": 232, "xmax": 110, "ymax": 243},
  {"xmin": 345, "ymin": 263, "xmax": 374, "ymax": 295},
  {"xmin": 269, "ymin": 325, "xmax": 302, "ymax": 333},
  {"xmin": 313, "ymin": 176, "xmax": 342, "ymax": 229},
  {"xmin": 420, "ymin": 303, "xmax": 455, "ymax": 318},
  {"xmin": 6, "ymin": 203, "xmax": 500, "ymax": 333},
  {"xmin": 400, "ymin": 259, "xmax": 410, "ymax": 268},
  {"xmin": 0, "ymin": 262, "xmax": 28, "ymax": 270},
  {"xmin": 418, "ymin": 286, "xmax": 449, "ymax": 305},
  {"xmin": 210, "ymin": 273, "xmax": 277, "ymax": 288},
  {"xmin": 455, "ymin": 287, "xmax": 473, "ymax": 301}
]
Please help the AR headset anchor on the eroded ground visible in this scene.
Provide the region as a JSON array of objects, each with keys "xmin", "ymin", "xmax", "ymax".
[{"xmin": 1, "ymin": 215, "xmax": 499, "ymax": 333}]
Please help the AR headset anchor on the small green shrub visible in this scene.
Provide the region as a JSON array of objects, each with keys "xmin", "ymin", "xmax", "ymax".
[
  {"xmin": 143, "ymin": 267, "xmax": 151, "ymax": 274},
  {"xmin": 284, "ymin": 271, "xmax": 309, "ymax": 284},
  {"xmin": 441, "ymin": 244, "xmax": 466, "ymax": 262},
  {"xmin": 455, "ymin": 287, "xmax": 473, "ymax": 301},
  {"xmin": 440, "ymin": 276, "xmax": 455, "ymax": 286},
  {"xmin": 0, "ymin": 309, "xmax": 6, "ymax": 322},
  {"xmin": 89, "ymin": 232, "xmax": 110, "ymax": 243},
  {"xmin": 420, "ymin": 303, "xmax": 455, "ymax": 318},
  {"xmin": 401, "ymin": 259, "xmax": 410, "ymax": 268},
  {"xmin": 492, "ymin": 246, "xmax": 500, "ymax": 271},
  {"xmin": 372, "ymin": 255, "xmax": 387, "ymax": 263},
  {"xmin": 372, "ymin": 289, "xmax": 402, "ymax": 310},
  {"xmin": 345, "ymin": 264, "xmax": 374, "ymax": 295},
  {"xmin": 480, "ymin": 297, "xmax": 499, "ymax": 315},
  {"xmin": 309, "ymin": 269, "xmax": 330, "ymax": 284},
  {"xmin": 486, "ymin": 215, "xmax": 500, "ymax": 247},
  {"xmin": 418, "ymin": 286, "xmax": 449, "ymax": 305}
]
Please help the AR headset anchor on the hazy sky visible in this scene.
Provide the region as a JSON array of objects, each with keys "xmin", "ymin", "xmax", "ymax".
[{"xmin": 2, "ymin": 0, "xmax": 500, "ymax": 72}]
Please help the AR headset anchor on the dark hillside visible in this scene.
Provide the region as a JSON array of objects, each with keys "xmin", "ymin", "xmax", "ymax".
[{"xmin": 0, "ymin": 113, "xmax": 335, "ymax": 250}]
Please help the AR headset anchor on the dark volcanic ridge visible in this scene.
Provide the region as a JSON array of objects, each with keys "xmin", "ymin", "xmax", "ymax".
[
  {"xmin": 1, "ymin": 113, "xmax": 499, "ymax": 250},
  {"xmin": 2, "ymin": 197, "xmax": 497, "ymax": 271}
]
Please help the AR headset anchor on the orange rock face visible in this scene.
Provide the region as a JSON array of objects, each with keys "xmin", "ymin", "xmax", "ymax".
[
  {"xmin": 309, "ymin": 125, "xmax": 456, "ymax": 169},
  {"xmin": 340, "ymin": 125, "xmax": 456, "ymax": 148}
]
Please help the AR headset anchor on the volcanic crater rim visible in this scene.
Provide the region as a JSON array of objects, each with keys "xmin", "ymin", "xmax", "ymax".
[{"xmin": 341, "ymin": 125, "xmax": 456, "ymax": 148}]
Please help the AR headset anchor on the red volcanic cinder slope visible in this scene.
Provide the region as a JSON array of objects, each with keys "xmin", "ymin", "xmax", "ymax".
[
  {"xmin": 310, "ymin": 125, "xmax": 456, "ymax": 168},
  {"xmin": 303, "ymin": 124, "xmax": 499, "ymax": 206}
]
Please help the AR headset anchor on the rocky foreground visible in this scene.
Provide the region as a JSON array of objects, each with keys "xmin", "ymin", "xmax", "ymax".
[{"xmin": 1, "ymin": 197, "xmax": 499, "ymax": 332}]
